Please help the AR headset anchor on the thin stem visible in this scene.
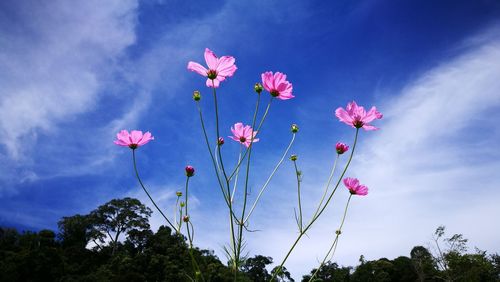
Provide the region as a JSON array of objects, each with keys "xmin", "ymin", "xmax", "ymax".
[
  {"xmin": 231, "ymin": 147, "xmax": 243, "ymax": 203},
  {"xmin": 132, "ymin": 150, "xmax": 176, "ymax": 230},
  {"xmin": 243, "ymin": 133, "xmax": 296, "ymax": 224},
  {"xmin": 228, "ymin": 97, "xmax": 273, "ymax": 181},
  {"xmin": 308, "ymin": 195, "xmax": 352, "ymax": 282},
  {"xmin": 270, "ymin": 128, "xmax": 360, "ymax": 281},
  {"xmin": 209, "ymin": 83, "xmax": 239, "ymax": 271},
  {"xmin": 235, "ymin": 92, "xmax": 261, "ymax": 264},
  {"xmin": 213, "ymin": 85, "xmax": 230, "ymax": 184},
  {"xmin": 196, "ymin": 101, "xmax": 230, "ymax": 204},
  {"xmin": 308, "ymin": 128, "xmax": 359, "ymax": 227},
  {"xmin": 311, "ymin": 155, "xmax": 339, "ymax": 219},
  {"xmin": 184, "ymin": 176, "xmax": 190, "ymax": 242},
  {"xmin": 294, "ymin": 160, "xmax": 303, "ymax": 232}
]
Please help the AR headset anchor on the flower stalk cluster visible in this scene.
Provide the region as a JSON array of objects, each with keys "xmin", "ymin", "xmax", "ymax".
[{"xmin": 115, "ymin": 48, "xmax": 382, "ymax": 282}]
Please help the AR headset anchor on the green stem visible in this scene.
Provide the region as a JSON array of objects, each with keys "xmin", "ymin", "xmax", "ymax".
[
  {"xmin": 294, "ymin": 160, "xmax": 303, "ymax": 232},
  {"xmin": 308, "ymin": 128, "xmax": 359, "ymax": 226},
  {"xmin": 243, "ymin": 133, "xmax": 296, "ymax": 224},
  {"xmin": 184, "ymin": 176, "xmax": 190, "ymax": 241},
  {"xmin": 228, "ymin": 97, "xmax": 273, "ymax": 181},
  {"xmin": 231, "ymin": 147, "xmax": 243, "ymax": 203},
  {"xmin": 270, "ymin": 128, "xmax": 360, "ymax": 281},
  {"xmin": 132, "ymin": 150, "xmax": 176, "ymax": 230},
  {"xmin": 235, "ymin": 92, "xmax": 261, "ymax": 265},
  {"xmin": 213, "ymin": 85, "xmax": 230, "ymax": 184},
  {"xmin": 311, "ymin": 155, "xmax": 339, "ymax": 219},
  {"xmin": 196, "ymin": 101, "xmax": 230, "ymax": 203},
  {"xmin": 308, "ymin": 195, "xmax": 352, "ymax": 282}
]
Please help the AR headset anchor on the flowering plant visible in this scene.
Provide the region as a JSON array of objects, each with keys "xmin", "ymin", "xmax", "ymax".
[{"xmin": 115, "ymin": 48, "xmax": 382, "ymax": 281}]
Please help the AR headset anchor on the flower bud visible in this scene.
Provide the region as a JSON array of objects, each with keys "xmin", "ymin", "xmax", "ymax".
[
  {"xmin": 180, "ymin": 201, "xmax": 185, "ymax": 207},
  {"xmin": 176, "ymin": 191, "xmax": 182, "ymax": 197},
  {"xmin": 185, "ymin": 165, "xmax": 195, "ymax": 177},
  {"xmin": 290, "ymin": 154, "xmax": 298, "ymax": 161},
  {"xmin": 254, "ymin": 83, "xmax": 263, "ymax": 94},
  {"xmin": 183, "ymin": 215, "xmax": 190, "ymax": 222},
  {"xmin": 291, "ymin": 124, "xmax": 299, "ymax": 133},
  {"xmin": 193, "ymin": 90, "xmax": 201, "ymax": 101},
  {"xmin": 217, "ymin": 137, "xmax": 224, "ymax": 146},
  {"xmin": 335, "ymin": 142, "xmax": 349, "ymax": 155}
]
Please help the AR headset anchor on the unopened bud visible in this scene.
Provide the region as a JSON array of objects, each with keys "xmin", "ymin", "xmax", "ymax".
[
  {"xmin": 291, "ymin": 124, "xmax": 299, "ymax": 133},
  {"xmin": 335, "ymin": 142, "xmax": 349, "ymax": 155},
  {"xmin": 217, "ymin": 137, "xmax": 224, "ymax": 145},
  {"xmin": 193, "ymin": 90, "xmax": 201, "ymax": 101},
  {"xmin": 180, "ymin": 202, "xmax": 185, "ymax": 207},
  {"xmin": 185, "ymin": 165, "xmax": 195, "ymax": 177},
  {"xmin": 176, "ymin": 191, "xmax": 182, "ymax": 197},
  {"xmin": 183, "ymin": 215, "xmax": 190, "ymax": 222},
  {"xmin": 254, "ymin": 83, "xmax": 263, "ymax": 94},
  {"xmin": 290, "ymin": 154, "xmax": 298, "ymax": 161}
]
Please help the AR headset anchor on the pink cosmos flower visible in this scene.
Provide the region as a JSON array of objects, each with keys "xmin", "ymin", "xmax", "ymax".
[
  {"xmin": 261, "ymin": 71, "xmax": 294, "ymax": 100},
  {"xmin": 229, "ymin": 122, "xmax": 259, "ymax": 147},
  {"xmin": 343, "ymin": 177, "xmax": 368, "ymax": 196},
  {"xmin": 187, "ymin": 48, "xmax": 237, "ymax": 88},
  {"xmin": 335, "ymin": 142, "xmax": 349, "ymax": 154},
  {"xmin": 335, "ymin": 101, "xmax": 383, "ymax": 130},
  {"xmin": 114, "ymin": 130, "xmax": 154, "ymax": 149}
]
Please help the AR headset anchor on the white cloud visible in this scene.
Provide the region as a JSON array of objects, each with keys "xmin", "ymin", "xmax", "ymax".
[{"xmin": 0, "ymin": 0, "xmax": 138, "ymax": 193}]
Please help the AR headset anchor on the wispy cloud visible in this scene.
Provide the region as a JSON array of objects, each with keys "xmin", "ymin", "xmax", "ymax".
[
  {"xmin": 0, "ymin": 0, "xmax": 138, "ymax": 193},
  {"xmin": 191, "ymin": 27, "xmax": 500, "ymax": 279}
]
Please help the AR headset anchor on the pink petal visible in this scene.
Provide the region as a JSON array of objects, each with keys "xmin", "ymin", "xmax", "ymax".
[
  {"xmin": 130, "ymin": 130, "xmax": 143, "ymax": 144},
  {"xmin": 217, "ymin": 56, "xmax": 237, "ymax": 77},
  {"xmin": 335, "ymin": 108, "xmax": 354, "ymax": 126},
  {"xmin": 363, "ymin": 106, "xmax": 383, "ymax": 123},
  {"xmin": 204, "ymin": 48, "xmax": 218, "ymax": 70},
  {"xmin": 261, "ymin": 72, "xmax": 274, "ymax": 92},
  {"xmin": 114, "ymin": 140, "xmax": 129, "ymax": 146},
  {"xmin": 206, "ymin": 78, "xmax": 220, "ymax": 88},
  {"xmin": 187, "ymin": 62, "xmax": 208, "ymax": 76},
  {"xmin": 228, "ymin": 136, "xmax": 240, "ymax": 142},
  {"xmin": 137, "ymin": 132, "xmax": 154, "ymax": 146},
  {"xmin": 362, "ymin": 124, "xmax": 379, "ymax": 131}
]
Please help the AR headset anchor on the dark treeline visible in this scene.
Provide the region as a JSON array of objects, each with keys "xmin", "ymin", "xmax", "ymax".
[{"xmin": 0, "ymin": 198, "xmax": 498, "ymax": 282}]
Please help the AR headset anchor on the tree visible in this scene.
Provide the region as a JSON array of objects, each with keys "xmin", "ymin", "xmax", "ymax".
[
  {"xmin": 410, "ymin": 246, "xmax": 439, "ymax": 281},
  {"xmin": 241, "ymin": 255, "xmax": 274, "ymax": 281},
  {"xmin": 272, "ymin": 265, "xmax": 295, "ymax": 282},
  {"xmin": 58, "ymin": 214, "xmax": 99, "ymax": 249},
  {"xmin": 302, "ymin": 261, "xmax": 350, "ymax": 282},
  {"xmin": 89, "ymin": 197, "xmax": 152, "ymax": 255}
]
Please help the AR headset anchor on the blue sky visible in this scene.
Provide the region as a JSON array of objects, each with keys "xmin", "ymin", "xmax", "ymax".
[{"xmin": 1, "ymin": 0, "xmax": 500, "ymax": 278}]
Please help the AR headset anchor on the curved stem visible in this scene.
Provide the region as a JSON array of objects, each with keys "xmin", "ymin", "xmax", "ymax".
[
  {"xmin": 308, "ymin": 128, "xmax": 359, "ymax": 227},
  {"xmin": 309, "ymin": 195, "xmax": 352, "ymax": 282},
  {"xmin": 311, "ymin": 155, "xmax": 339, "ymax": 219},
  {"xmin": 213, "ymin": 86, "xmax": 230, "ymax": 184},
  {"xmin": 235, "ymin": 93, "xmax": 261, "ymax": 265},
  {"xmin": 243, "ymin": 133, "xmax": 296, "ymax": 224},
  {"xmin": 228, "ymin": 97, "xmax": 273, "ymax": 181},
  {"xmin": 132, "ymin": 150, "xmax": 176, "ymax": 230},
  {"xmin": 294, "ymin": 160, "xmax": 303, "ymax": 232},
  {"xmin": 270, "ymin": 128, "xmax": 360, "ymax": 281},
  {"xmin": 196, "ymin": 101, "xmax": 230, "ymax": 204},
  {"xmin": 184, "ymin": 176, "xmax": 191, "ymax": 242},
  {"xmin": 231, "ymin": 147, "xmax": 243, "ymax": 203}
]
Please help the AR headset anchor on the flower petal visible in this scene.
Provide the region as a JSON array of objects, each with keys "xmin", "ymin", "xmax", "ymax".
[
  {"xmin": 335, "ymin": 108, "xmax": 354, "ymax": 126},
  {"xmin": 204, "ymin": 48, "xmax": 218, "ymax": 70},
  {"xmin": 187, "ymin": 62, "xmax": 208, "ymax": 76}
]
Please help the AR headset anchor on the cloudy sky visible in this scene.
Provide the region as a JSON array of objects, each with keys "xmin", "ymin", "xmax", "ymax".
[{"xmin": 1, "ymin": 0, "xmax": 500, "ymax": 279}]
